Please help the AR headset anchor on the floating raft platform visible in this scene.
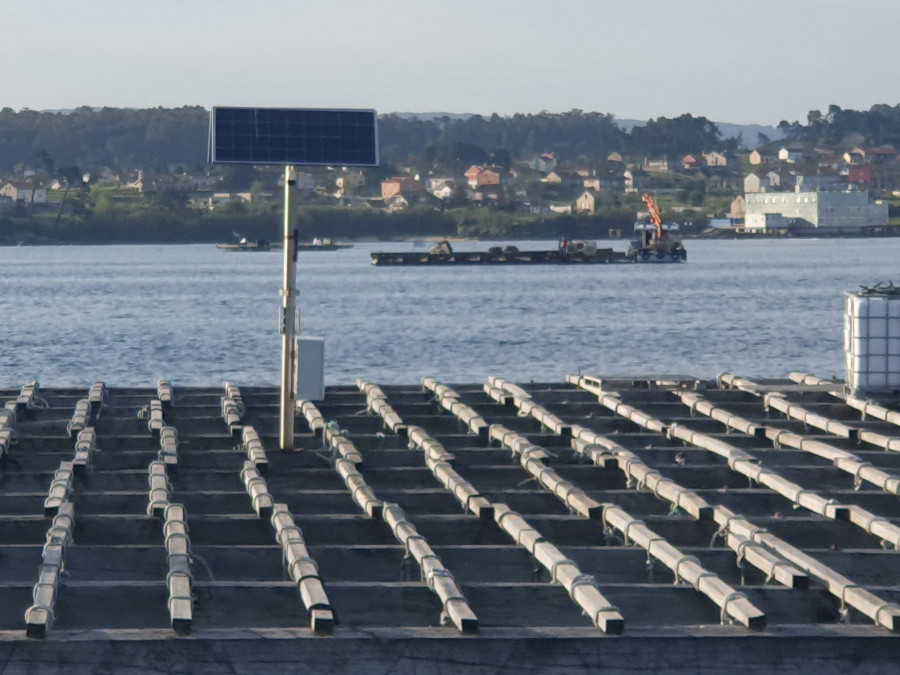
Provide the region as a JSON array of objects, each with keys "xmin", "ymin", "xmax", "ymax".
[
  {"xmin": 370, "ymin": 248, "xmax": 631, "ymax": 265},
  {"xmin": 2, "ymin": 373, "xmax": 900, "ymax": 673}
]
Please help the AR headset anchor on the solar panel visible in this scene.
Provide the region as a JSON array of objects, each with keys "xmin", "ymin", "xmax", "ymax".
[{"xmin": 208, "ymin": 107, "xmax": 378, "ymax": 166}]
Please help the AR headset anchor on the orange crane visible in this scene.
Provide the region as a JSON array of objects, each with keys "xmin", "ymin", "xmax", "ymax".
[{"xmin": 641, "ymin": 193, "xmax": 664, "ymax": 242}]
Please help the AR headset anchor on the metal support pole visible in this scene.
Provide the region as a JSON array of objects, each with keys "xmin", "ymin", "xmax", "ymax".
[{"xmin": 279, "ymin": 166, "xmax": 298, "ymax": 450}]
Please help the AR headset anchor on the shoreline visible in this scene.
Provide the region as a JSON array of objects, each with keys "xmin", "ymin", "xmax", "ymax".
[{"xmin": 4, "ymin": 230, "xmax": 900, "ymax": 246}]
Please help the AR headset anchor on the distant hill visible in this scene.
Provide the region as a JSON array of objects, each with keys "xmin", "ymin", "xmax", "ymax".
[{"xmin": 616, "ymin": 118, "xmax": 783, "ymax": 149}]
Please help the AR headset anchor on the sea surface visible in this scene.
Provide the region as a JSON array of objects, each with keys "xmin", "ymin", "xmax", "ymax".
[{"xmin": 1, "ymin": 238, "xmax": 898, "ymax": 388}]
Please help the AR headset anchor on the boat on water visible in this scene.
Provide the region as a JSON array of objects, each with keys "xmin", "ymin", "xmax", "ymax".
[
  {"xmin": 215, "ymin": 238, "xmax": 274, "ymax": 252},
  {"xmin": 216, "ymin": 237, "xmax": 353, "ymax": 252},
  {"xmin": 625, "ymin": 193, "xmax": 687, "ymax": 262},
  {"xmin": 370, "ymin": 238, "xmax": 630, "ymax": 266},
  {"xmin": 296, "ymin": 238, "xmax": 354, "ymax": 251},
  {"xmin": 372, "ymin": 195, "xmax": 686, "ymax": 267}
]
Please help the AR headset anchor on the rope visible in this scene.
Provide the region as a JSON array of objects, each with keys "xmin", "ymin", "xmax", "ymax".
[
  {"xmin": 857, "ymin": 281, "xmax": 900, "ymax": 296},
  {"xmin": 550, "ymin": 558, "xmax": 576, "ymax": 583},
  {"xmin": 496, "ymin": 508, "xmax": 520, "ymax": 529},
  {"xmin": 645, "ymin": 536, "xmax": 665, "ymax": 564},
  {"xmin": 25, "ymin": 602, "xmax": 55, "ymax": 626},
  {"xmin": 275, "ymin": 524, "xmax": 303, "ymax": 546},
  {"xmin": 403, "ymin": 534, "xmax": 426, "ymax": 558},
  {"xmin": 424, "ymin": 565, "xmax": 452, "ymax": 589},
  {"xmin": 750, "ymin": 527, "xmax": 769, "ymax": 544},
  {"xmin": 600, "ymin": 507, "xmax": 614, "ymax": 536},
  {"xmin": 852, "ymin": 461, "xmax": 874, "ymax": 489},
  {"xmin": 720, "ymin": 591, "xmax": 747, "ymax": 625},
  {"xmin": 841, "ymin": 584, "xmax": 861, "ymax": 612},
  {"xmin": 693, "ymin": 571, "xmax": 717, "ymax": 592},
  {"xmin": 562, "ymin": 484, "xmax": 585, "ymax": 510},
  {"xmin": 440, "ymin": 594, "xmax": 469, "ymax": 612},
  {"xmin": 765, "ymin": 560, "xmax": 795, "ymax": 585},
  {"xmin": 518, "ymin": 528, "xmax": 545, "ymax": 554},
  {"xmin": 567, "ymin": 573, "xmax": 598, "ymax": 599},
  {"xmin": 673, "ymin": 555, "xmax": 700, "ymax": 584},
  {"xmin": 863, "ymin": 515, "xmax": 891, "ymax": 536},
  {"xmin": 637, "ymin": 470, "xmax": 661, "ymax": 493},
  {"xmin": 166, "ymin": 568, "xmax": 195, "ymax": 586},
  {"xmin": 735, "ymin": 539, "xmax": 754, "ymax": 567},
  {"xmin": 623, "ymin": 519, "xmax": 645, "ymax": 545},
  {"xmin": 874, "ymin": 602, "xmax": 900, "ymax": 628}
]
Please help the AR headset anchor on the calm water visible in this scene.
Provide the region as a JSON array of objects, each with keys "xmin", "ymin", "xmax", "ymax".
[{"xmin": 0, "ymin": 238, "xmax": 898, "ymax": 387}]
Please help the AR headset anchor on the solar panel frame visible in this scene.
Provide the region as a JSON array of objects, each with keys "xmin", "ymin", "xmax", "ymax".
[{"xmin": 208, "ymin": 107, "xmax": 379, "ymax": 166}]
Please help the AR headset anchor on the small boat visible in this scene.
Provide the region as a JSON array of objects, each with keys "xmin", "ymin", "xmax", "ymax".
[
  {"xmin": 215, "ymin": 237, "xmax": 274, "ymax": 252},
  {"xmin": 216, "ymin": 237, "xmax": 354, "ymax": 252},
  {"xmin": 296, "ymin": 238, "xmax": 354, "ymax": 251}
]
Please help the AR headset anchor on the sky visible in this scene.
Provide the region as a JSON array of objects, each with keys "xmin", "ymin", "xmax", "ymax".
[{"xmin": 3, "ymin": 0, "xmax": 900, "ymax": 126}]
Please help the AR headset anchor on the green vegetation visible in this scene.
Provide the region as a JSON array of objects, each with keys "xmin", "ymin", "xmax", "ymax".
[
  {"xmin": 0, "ymin": 106, "xmax": 208, "ymax": 175},
  {"xmin": 0, "ymin": 107, "xmax": 731, "ymax": 177},
  {"xmin": 0, "ymin": 189, "xmax": 706, "ymax": 245},
  {"xmin": 777, "ymin": 105, "xmax": 900, "ymax": 148}
]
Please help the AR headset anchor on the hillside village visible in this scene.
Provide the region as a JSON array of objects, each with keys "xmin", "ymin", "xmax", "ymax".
[{"xmin": 1, "ymin": 137, "xmax": 898, "ymax": 237}]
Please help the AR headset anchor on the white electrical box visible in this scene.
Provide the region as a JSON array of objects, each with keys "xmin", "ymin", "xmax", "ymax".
[
  {"xmin": 294, "ymin": 337, "xmax": 325, "ymax": 401},
  {"xmin": 844, "ymin": 289, "xmax": 900, "ymax": 396}
]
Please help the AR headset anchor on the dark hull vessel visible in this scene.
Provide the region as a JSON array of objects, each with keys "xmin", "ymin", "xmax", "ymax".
[
  {"xmin": 215, "ymin": 240, "xmax": 273, "ymax": 252},
  {"xmin": 371, "ymin": 241, "xmax": 629, "ymax": 266},
  {"xmin": 217, "ymin": 238, "xmax": 353, "ymax": 252}
]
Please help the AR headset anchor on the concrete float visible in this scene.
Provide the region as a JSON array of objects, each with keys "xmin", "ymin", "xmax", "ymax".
[{"xmin": 3, "ymin": 376, "xmax": 900, "ymax": 672}]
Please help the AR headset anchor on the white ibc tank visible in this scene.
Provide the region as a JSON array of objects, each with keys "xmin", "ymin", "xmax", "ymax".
[{"xmin": 844, "ymin": 286, "xmax": 900, "ymax": 395}]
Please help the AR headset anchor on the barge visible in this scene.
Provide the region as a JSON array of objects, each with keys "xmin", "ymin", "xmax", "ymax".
[
  {"xmin": 371, "ymin": 194, "xmax": 687, "ymax": 266},
  {"xmin": 371, "ymin": 239, "xmax": 630, "ymax": 266}
]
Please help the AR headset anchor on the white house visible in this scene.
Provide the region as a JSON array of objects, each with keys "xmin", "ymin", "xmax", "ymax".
[
  {"xmin": 703, "ymin": 151, "xmax": 727, "ymax": 167},
  {"xmin": 744, "ymin": 174, "xmax": 764, "ymax": 193},
  {"xmin": 744, "ymin": 212, "xmax": 788, "ymax": 233},
  {"xmin": 778, "ymin": 147, "xmax": 803, "ymax": 163},
  {"xmin": 575, "ymin": 190, "xmax": 599, "ymax": 214},
  {"xmin": 728, "ymin": 195, "xmax": 746, "ymax": 219},
  {"xmin": 432, "ymin": 184, "xmax": 457, "ymax": 201},
  {"xmin": 0, "ymin": 180, "xmax": 47, "ymax": 204},
  {"xmin": 335, "ymin": 170, "xmax": 366, "ymax": 196},
  {"xmin": 748, "ymin": 150, "xmax": 776, "ymax": 166}
]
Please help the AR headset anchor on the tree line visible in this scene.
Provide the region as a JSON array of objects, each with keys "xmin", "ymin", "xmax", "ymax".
[
  {"xmin": 1, "ymin": 107, "xmax": 736, "ymax": 176},
  {"xmin": 0, "ymin": 197, "xmax": 659, "ymax": 245},
  {"xmin": 5, "ymin": 104, "xmax": 900, "ymax": 179},
  {"xmin": 775, "ymin": 104, "xmax": 900, "ymax": 149}
]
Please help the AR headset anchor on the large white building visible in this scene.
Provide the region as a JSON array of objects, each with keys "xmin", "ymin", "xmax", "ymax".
[{"xmin": 744, "ymin": 191, "xmax": 888, "ymax": 230}]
